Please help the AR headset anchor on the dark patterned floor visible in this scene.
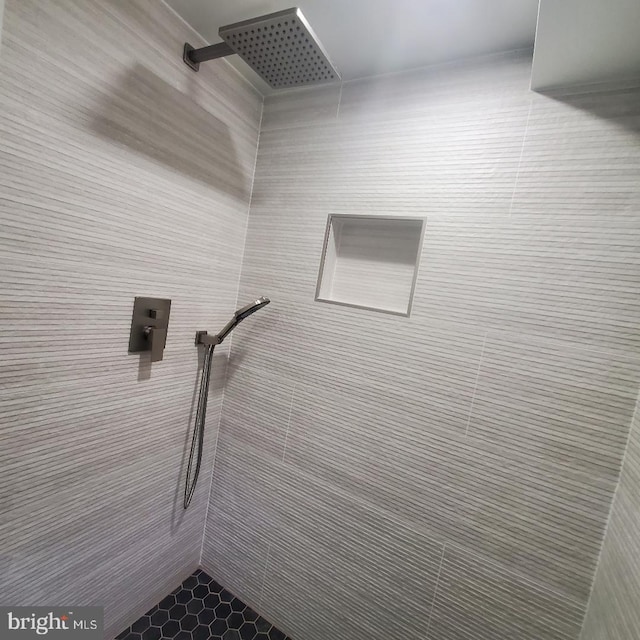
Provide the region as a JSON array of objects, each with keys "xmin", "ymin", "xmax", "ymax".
[{"xmin": 116, "ymin": 570, "xmax": 290, "ymax": 640}]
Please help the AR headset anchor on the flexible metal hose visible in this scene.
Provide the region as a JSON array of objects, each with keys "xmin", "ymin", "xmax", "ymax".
[{"xmin": 184, "ymin": 344, "xmax": 215, "ymax": 509}]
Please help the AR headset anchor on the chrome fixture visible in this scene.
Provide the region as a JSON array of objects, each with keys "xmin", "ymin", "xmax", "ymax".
[
  {"xmin": 195, "ymin": 297, "xmax": 271, "ymax": 347},
  {"xmin": 182, "ymin": 8, "xmax": 340, "ymax": 89},
  {"xmin": 184, "ymin": 297, "xmax": 271, "ymax": 509},
  {"xmin": 128, "ymin": 297, "xmax": 171, "ymax": 362}
]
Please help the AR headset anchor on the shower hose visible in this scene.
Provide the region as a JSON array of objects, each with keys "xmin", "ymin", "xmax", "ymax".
[{"xmin": 184, "ymin": 343, "xmax": 215, "ymax": 509}]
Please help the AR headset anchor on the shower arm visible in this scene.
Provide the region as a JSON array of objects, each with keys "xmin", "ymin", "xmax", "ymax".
[{"xmin": 183, "ymin": 43, "xmax": 234, "ymax": 72}]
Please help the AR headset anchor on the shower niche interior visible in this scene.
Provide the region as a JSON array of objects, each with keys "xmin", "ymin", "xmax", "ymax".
[{"xmin": 315, "ymin": 214, "xmax": 425, "ymax": 316}]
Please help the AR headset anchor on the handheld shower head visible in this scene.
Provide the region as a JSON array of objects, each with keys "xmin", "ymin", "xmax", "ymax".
[
  {"xmin": 186, "ymin": 296, "xmax": 270, "ymax": 509},
  {"xmin": 199, "ymin": 296, "xmax": 271, "ymax": 345},
  {"xmin": 234, "ymin": 296, "xmax": 271, "ymax": 322}
]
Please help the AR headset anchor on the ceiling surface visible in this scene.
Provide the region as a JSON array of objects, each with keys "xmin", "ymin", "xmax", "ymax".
[{"xmin": 166, "ymin": 0, "xmax": 539, "ymax": 93}]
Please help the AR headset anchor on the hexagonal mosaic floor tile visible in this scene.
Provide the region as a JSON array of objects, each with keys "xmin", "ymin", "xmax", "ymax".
[{"xmin": 116, "ymin": 570, "xmax": 290, "ymax": 640}]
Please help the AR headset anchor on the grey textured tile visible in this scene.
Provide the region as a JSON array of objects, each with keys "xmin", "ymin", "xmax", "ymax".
[
  {"xmin": 249, "ymin": 53, "xmax": 535, "ymax": 220},
  {"xmin": 219, "ymin": 362, "xmax": 295, "ymax": 457},
  {"xmin": 412, "ymin": 214, "xmax": 640, "ymax": 349},
  {"xmin": 203, "ymin": 427, "xmax": 445, "ymax": 640},
  {"xmin": 464, "ymin": 332, "xmax": 640, "ymax": 599},
  {"xmin": 260, "ymin": 469, "xmax": 443, "ymax": 640},
  {"xmin": 428, "ymin": 546, "xmax": 585, "ymax": 640},
  {"xmin": 512, "ymin": 88, "xmax": 640, "ymax": 216},
  {"xmin": 5, "ymin": 4, "xmax": 636, "ymax": 639},
  {"xmin": 206, "ymin": 432, "xmax": 282, "ymax": 538},
  {"xmin": 200, "ymin": 433, "xmax": 282, "ymax": 618},
  {"xmin": 581, "ymin": 399, "xmax": 640, "ymax": 640},
  {"xmin": 261, "ymin": 83, "xmax": 341, "ymax": 131},
  {"xmin": 252, "ymin": 99, "xmax": 530, "ymax": 217},
  {"xmin": 0, "ymin": 0, "xmax": 261, "ymax": 637},
  {"xmin": 223, "ymin": 301, "xmax": 486, "ymax": 437},
  {"xmin": 205, "ymin": 49, "xmax": 640, "ymax": 640},
  {"xmin": 282, "ymin": 362, "xmax": 624, "ymax": 601},
  {"xmin": 0, "ymin": 0, "xmax": 4, "ymax": 49},
  {"xmin": 338, "ymin": 50, "xmax": 533, "ymax": 122},
  {"xmin": 468, "ymin": 333, "xmax": 640, "ymax": 480},
  {"xmin": 200, "ymin": 507, "xmax": 271, "ymax": 612},
  {"xmin": 274, "ymin": 468, "xmax": 443, "ymax": 590},
  {"xmin": 259, "ymin": 541, "xmax": 406, "ymax": 640}
]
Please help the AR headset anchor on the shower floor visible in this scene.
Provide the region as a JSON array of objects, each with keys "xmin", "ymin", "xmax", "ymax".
[{"xmin": 116, "ymin": 570, "xmax": 290, "ymax": 640}]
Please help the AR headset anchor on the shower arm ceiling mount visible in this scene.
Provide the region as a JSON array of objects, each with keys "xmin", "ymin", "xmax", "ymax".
[{"xmin": 182, "ymin": 7, "xmax": 341, "ymax": 90}]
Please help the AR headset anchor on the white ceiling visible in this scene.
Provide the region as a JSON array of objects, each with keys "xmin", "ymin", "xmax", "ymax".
[
  {"xmin": 166, "ymin": 0, "xmax": 539, "ymax": 93},
  {"xmin": 532, "ymin": 0, "xmax": 640, "ymax": 90}
]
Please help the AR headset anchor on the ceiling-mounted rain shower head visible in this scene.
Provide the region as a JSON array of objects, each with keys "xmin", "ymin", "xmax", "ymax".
[
  {"xmin": 220, "ymin": 9, "xmax": 340, "ymax": 89},
  {"xmin": 183, "ymin": 8, "xmax": 340, "ymax": 89}
]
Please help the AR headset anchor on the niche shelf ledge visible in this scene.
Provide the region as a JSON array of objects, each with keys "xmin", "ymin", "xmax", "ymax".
[{"xmin": 315, "ymin": 214, "xmax": 426, "ymax": 317}]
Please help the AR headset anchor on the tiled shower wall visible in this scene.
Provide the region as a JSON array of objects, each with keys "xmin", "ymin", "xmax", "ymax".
[
  {"xmin": 581, "ymin": 395, "xmax": 640, "ymax": 640},
  {"xmin": 202, "ymin": 52, "xmax": 640, "ymax": 640},
  {"xmin": 0, "ymin": 0, "xmax": 261, "ymax": 636},
  {"xmin": 0, "ymin": 0, "xmax": 5, "ymax": 48}
]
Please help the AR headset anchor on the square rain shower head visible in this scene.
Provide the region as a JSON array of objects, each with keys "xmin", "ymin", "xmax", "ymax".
[{"xmin": 218, "ymin": 8, "xmax": 341, "ymax": 89}]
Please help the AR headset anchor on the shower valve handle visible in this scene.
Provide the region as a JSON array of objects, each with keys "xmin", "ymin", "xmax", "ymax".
[{"xmin": 144, "ymin": 326, "xmax": 167, "ymax": 362}]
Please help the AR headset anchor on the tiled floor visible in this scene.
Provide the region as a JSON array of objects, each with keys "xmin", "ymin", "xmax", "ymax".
[{"xmin": 116, "ymin": 570, "xmax": 290, "ymax": 640}]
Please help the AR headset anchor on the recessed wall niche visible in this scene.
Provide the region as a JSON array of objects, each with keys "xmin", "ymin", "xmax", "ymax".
[{"xmin": 315, "ymin": 215, "xmax": 426, "ymax": 316}]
